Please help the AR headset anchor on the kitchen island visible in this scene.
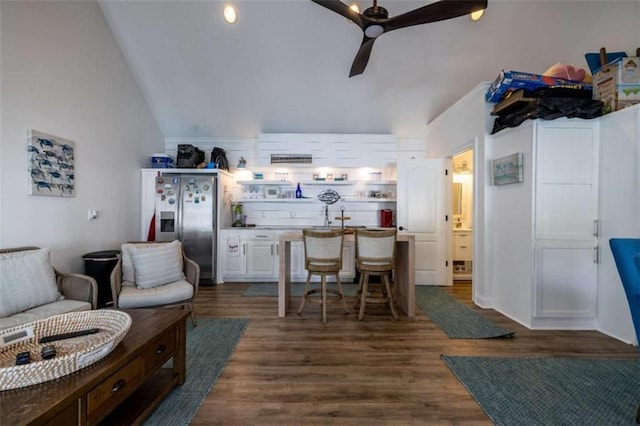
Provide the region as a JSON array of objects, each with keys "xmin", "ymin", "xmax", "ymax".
[{"xmin": 278, "ymin": 231, "xmax": 416, "ymax": 318}]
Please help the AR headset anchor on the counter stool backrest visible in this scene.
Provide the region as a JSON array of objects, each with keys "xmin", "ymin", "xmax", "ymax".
[
  {"xmin": 303, "ymin": 229, "xmax": 344, "ymax": 272},
  {"xmin": 356, "ymin": 229, "xmax": 397, "ymax": 271}
]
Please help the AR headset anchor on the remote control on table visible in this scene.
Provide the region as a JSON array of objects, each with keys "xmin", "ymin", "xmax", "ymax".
[{"xmin": 38, "ymin": 328, "xmax": 100, "ymax": 344}]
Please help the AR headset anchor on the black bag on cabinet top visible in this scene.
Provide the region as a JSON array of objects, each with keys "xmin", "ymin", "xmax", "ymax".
[
  {"xmin": 211, "ymin": 147, "xmax": 229, "ymax": 171},
  {"xmin": 177, "ymin": 144, "xmax": 205, "ymax": 168}
]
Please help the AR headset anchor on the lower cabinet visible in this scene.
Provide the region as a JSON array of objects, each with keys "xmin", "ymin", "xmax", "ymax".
[
  {"xmin": 220, "ymin": 229, "xmax": 355, "ymax": 282},
  {"xmin": 453, "ymin": 231, "xmax": 473, "ymax": 280},
  {"xmin": 533, "ymin": 241, "xmax": 598, "ymax": 320},
  {"xmin": 221, "ymin": 231, "xmax": 247, "ymax": 277},
  {"xmin": 221, "ymin": 230, "xmax": 277, "ymax": 280},
  {"xmin": 246, "ymin": 233, "xmax": 277, "ymax": 277}
]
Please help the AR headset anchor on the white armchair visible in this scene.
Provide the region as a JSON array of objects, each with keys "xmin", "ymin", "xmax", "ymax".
[
  {"xmin": 110, "ymin": 240, "xmax": 199, "ymax": 326},
  {"xmin": 0, "ymin": 246, "xmax": 97, "ymax": 330}
]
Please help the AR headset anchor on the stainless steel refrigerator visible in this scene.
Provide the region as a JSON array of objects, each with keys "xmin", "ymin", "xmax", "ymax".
[{"xmin": 155, "ymin": 173, "xmax": 217, "ymax": 284}]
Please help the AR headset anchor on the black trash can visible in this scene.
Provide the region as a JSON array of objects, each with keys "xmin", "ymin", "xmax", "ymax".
[{"xmin": 83, "ymin": 250, "xmax": 120, "ymax": 308}]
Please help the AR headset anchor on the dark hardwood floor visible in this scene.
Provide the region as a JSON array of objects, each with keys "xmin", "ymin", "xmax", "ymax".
[{"xmin": 190, "ymin": 282, "xmax": 637, "ymax": 425}]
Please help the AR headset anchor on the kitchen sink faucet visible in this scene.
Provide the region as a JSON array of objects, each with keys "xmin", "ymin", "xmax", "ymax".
[{"xmin": 324, "ymin": 205, "xmax": 331, "ymax": 228}]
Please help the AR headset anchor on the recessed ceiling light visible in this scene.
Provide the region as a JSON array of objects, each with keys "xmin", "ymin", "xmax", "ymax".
[
  {"xmin": 224, "ymin": 5, "xmax": 237, "ymax": 24},
  {"xmin": 470, "ymin": 9, "xmax": 484, "ymax": 21}
]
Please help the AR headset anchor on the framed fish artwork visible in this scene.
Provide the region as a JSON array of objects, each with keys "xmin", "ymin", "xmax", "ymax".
[{"xmin": 27, "ymin": 130, "xmax": 75, "ymax": 197}]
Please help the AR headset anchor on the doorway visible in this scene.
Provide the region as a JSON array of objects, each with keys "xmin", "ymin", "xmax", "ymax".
[{"xmin": 451, "ymin": 149, "xmax": 473, "ymax": 285}]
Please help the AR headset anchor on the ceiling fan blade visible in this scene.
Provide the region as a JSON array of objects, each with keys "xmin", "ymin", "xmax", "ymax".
[
  {"xmin": 310, "ymin": 0, "xmax": 364, "ymax": 29},
  {"xmin": 384, "ymin": 0, "xmax": 488, "ymax": 32},
  {"xmin": 349, "ymin": 37, "xmax": 376, "ymax": 77}
]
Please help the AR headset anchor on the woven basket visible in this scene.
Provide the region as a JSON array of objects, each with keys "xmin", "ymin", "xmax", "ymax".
[{"xmin": 0, "ymin": 310, "xmax": 131, "ymax": 391}]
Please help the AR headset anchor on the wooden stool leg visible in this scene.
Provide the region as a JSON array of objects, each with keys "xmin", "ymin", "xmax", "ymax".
[
  {"xmin": 383, "ymin": 273, "xmax": 398, "ymax": 320},
  {"xmin": 335, "ymin": 274, "xmax": 349, "ymax": 315},
  {"xmin": 297, "ymin": 272, "xmax": 312, "ymax": 315},
  {"xmin": 358, "ymin": 273, "xmax": 369, "ymax": 320},
  {"xmin": 321, "ymin": 275, "xmax": 327, "ymax": 324},
  {"xmin": 354, "ymin": 273, "xmax": 364, "ymax": 309}
]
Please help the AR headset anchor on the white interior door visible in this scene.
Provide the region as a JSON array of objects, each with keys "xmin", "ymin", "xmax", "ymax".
[{"xmin": 397, "ymin": 159, "xmax": 447, "ymax": 285}]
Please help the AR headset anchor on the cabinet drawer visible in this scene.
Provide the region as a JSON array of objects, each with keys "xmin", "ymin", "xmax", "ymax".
[
  {"xmin": 87, "ymin": 356, "xmax": 144, "ymax": 423},
  {"xmin": 453, "ymin": 244, "xmax": 473, "ymax": 261},
  {"xmin": 142, "ymin": 327, "xmax": 177, "ymax": 374},
  {"xmin": 246, "ymin": 231, "xmax": 275, "ymax": 240}
]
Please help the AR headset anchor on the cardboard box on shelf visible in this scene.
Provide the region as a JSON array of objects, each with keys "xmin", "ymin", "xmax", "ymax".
[
  {"xmin": 593, "ymin": 57, "xmax": 640, "ymax": 114},
  {"xmin": 486, "ymin": 70, "xmax": 592, "ymax": 103}
]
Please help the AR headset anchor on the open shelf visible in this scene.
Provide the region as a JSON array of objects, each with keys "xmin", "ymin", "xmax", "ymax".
[
  {"xmin": 237, "ymin": 180, "xmax": 292, "ymax": 186},
  {"xmin": 302, "ymin": 180, "xmax": 355, "ymax": 186},
  {"xmin": 240, "ymin": 198, "xmax": 314, "ymax": 202},
  {"xmin": 364, "ymin": 180, "xmax": 396, "ymax": 185}
]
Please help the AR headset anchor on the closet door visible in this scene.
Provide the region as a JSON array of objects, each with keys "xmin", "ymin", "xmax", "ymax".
[
  {"xmin": 533, "ymin": 121, "xmax": 599, "ymax": 320},
  {"xmin": 535, "ymin": 123, "xmax": 599, "ymax": 241}
]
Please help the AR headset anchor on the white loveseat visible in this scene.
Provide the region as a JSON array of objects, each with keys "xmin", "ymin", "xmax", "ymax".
[{"xmin": 0, "ymin": 246, "xmax": 98, "ymax": 330}]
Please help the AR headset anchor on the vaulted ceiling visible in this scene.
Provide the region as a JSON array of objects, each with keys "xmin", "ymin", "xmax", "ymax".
[{"xmin": 98, "ymin": 0, "xmax": 640, "ymax": 140}]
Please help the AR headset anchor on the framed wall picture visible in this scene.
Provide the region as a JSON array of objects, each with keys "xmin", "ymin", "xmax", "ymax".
[
  {"xmin": 492, "ymin": 152, "xmax": 523, "ymax": 186},
  {"xmin": 28, "ymin": 130, "xmax": 75, "ymax": 197}
]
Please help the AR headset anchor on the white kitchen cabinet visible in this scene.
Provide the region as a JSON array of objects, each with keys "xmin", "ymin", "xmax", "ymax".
[
  {"xmin": 491, "ymin": 119, "xmax": 599, "ymax": 329},
  {"xmin": 246, "ymin": 231, "xmax": 277, "ymax": 277},
  {"xmin": 341, "ymin": 240, "xmax": 356, "ymax": 279},
  {"xmin": 220, "ymin": 230, "xmax": 246, "ymax": 277},
  {"xmin": 290, "ymin": 241, "xmax": 306, "ymax": 279},
  {"xmin": 220, "ymin": 229, "xmax": 355, "ymax": 282},
  {"xmin": 221, "ymin": 230, "xmax": 277, "ymax": 281}
]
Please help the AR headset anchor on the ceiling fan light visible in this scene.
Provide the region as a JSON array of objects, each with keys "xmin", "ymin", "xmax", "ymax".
[
  {"xmin": 364, "ymin": 24, "xmax": 384, "ymax": 38},
  {"xmin": 223, "ymin": 5, "xmax": 237, "ymax": 24},
  {"xmin": 470, "ymin": 9, "xmax": 484, "ymax": 21}
]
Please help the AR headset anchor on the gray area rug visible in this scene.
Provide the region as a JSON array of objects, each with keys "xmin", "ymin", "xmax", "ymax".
[
  {"xmin": 442, "ymin": 355, "xmax": 640, "ymax": 425},
  {"xmin": 416, "ymin": 286, "xmax": 513, "ymax": 338},
  {"xmin": 143, "ymin": 317, "xmax": 249, "ymax": 426},
  {"xmin": 243, "ymin": 282, "xmax": 358, "ymax": 297}
]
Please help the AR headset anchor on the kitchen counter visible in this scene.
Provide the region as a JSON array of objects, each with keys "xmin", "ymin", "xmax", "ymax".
[
  {"xmin": 277, "ymin": 231, "xmax": 416, "ymax": 318},
  {"xmin": 222, "ymin": 225, "xmax": 390, "ymax": 230}
]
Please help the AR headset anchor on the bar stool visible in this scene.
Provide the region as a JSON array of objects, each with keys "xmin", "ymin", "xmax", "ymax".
[
  {"xmin": 355, "ymin": 229, "xmax": 398, "ymax": 320},
  {"xmin": 297, "ymin": 228, "xmax": 349, "ymax": 323}
]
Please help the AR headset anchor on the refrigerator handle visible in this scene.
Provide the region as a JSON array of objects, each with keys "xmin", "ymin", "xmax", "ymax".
[{"xmin": 177, "ymin": 179, "xmax": 184, "ymax": 241}]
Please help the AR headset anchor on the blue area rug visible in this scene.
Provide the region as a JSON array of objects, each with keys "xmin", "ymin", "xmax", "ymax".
[
  {"xmin": 416, "ymin": 286, "xmax": 513, "ymax": 338},
  {"xmin": 442, "ymin": 355, "xmax": 640, "ymax": 425},
  {"xmin": 243, "ymin": 282, "xmax": 358, "ymax": 297},
  {"xmin": 143, "ymin": 317, "xmax": 249, "ymax": 426}
]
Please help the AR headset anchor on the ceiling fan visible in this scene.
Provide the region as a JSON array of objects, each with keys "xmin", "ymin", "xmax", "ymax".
[{"xmin": 311, "ymin": 0, "xmax": 488, "ymax": 77}]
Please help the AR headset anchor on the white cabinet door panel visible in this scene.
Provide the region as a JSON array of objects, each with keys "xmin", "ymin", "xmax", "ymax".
[
  {"xmin": 535, "ymin": 124, "xmax": 598, "ymax": 241},
  {"xmin": 221, "ymin": 232, "xmax": 246, "ymax": 276},
  {"xmin": 247, "ymin": 241, "xmax": 275, "ymax": 277},
  {"xmin": 534, "ymin": 242, "xmax": 597, "ymax": 318}
]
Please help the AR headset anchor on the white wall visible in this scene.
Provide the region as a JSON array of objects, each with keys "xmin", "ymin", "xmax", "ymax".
[
  {"xmin": 425, "ymin": 83, "xmax": 495, "ymax": 307},
  {"xmin": 0, "ymin": 1, "xmax": 164, "ymax": 272},
  {"xmin": 597, "ymin": 106, "xmax": 640, "ymax": 344}
]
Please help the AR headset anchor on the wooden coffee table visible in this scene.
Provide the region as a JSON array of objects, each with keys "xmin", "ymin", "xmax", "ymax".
[{"xmin": 0, "ymin": 308, "xmax": 188, "ymax": 425}]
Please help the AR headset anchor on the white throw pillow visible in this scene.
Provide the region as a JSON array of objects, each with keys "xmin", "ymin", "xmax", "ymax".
[
  {"xmin": 120, "ymin": 243, "xmax": 147, "ymax": 284},
  {"xmin": 0, "ymin": 248, "xmax": 63, "ymax": 317},
  {"xmin": 129, "ymin": 241, "xmax": 186, "ymax": 289}
]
